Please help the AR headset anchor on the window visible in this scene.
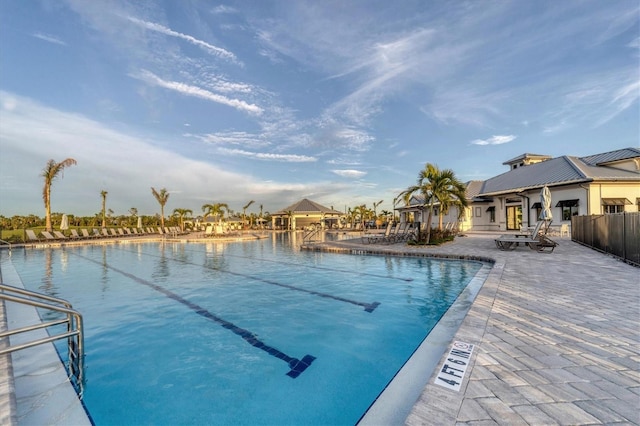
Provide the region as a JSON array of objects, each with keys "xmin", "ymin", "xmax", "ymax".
[
  {"xmin": 637, "ymin": 198, "xmax": 640, "ymax": 212},
  {"xmin": 556, "ymin": 199, "xmax": 579, "ymax": 221},
  {"xmin": 602, "ymin": 198, "xmax": 631, "ymax": 214},
  {"xmin": 486, "ymin": 206, "xmax": 496, "ymax": 223},
  {"xmin": 531, "ymin": 202, "xmax": 542, "ymax": 221},
  {"xmin": 604, "ymin": 205, "xmax": 624, "ymax": 214},
  {"xmin": 475, "ymin": 207, "xmax": 481, "ymax": 217}
]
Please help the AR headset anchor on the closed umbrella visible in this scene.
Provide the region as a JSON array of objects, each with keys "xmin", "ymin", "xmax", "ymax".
[
  {"xmin": 137, "ymin": 216, "xmax": 143, "ymax": 229},
  {"xmin": 60, "ymin": 214, "xmax": 69, "ymax": 230},
  {"xmin": 539, "ymin": 186, "xmax": 552, "ymax": 222}
]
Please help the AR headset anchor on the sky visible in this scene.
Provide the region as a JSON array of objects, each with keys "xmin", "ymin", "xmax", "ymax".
[{"xmin": 1, "ymin": 0, "xmax": 638, "ymax": 218}]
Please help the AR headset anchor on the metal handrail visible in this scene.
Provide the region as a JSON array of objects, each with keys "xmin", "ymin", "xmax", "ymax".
[
  {"xmin": 0, "ymin": 239, "xmax": 11, "ymax": 253},
  {"xmin": 0, "ymin": 284, "xmax": 84, "ymax": 395}
]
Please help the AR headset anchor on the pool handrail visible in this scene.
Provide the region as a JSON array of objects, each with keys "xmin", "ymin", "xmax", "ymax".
[{"xmin": 0, "ymin": 283, "xmax": 84, "ymax": 395}]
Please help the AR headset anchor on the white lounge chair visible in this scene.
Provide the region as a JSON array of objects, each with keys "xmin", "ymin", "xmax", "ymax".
[{"xmin": 26, "ymin": 229, "xmax": 41, "ymax": 242}]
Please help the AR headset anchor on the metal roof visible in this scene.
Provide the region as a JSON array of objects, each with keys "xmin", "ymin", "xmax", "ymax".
[
  {"xmin": 580, "ymin": 147, "xmax": 640, "ymax": 166},
  {"xmin": 479, "ymin": 148, "xmax": 640, "ymax": 196},
  {"xmin": 273, "ymin": 198, "xmax": 344, "ymax": 215}
]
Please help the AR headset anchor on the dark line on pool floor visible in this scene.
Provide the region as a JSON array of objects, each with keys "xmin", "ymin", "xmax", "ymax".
[
  {"xmin": 119, "ymin": 247, "xmax": 381, "ymax": 313},
  {"xmin": 73, "ymin": 253, "xmax": 315, "ymax": 378}
]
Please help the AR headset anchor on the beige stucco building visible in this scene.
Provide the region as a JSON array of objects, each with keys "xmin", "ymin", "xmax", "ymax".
[
  {"xmin": 271, "ymin": 198, "xmax": 344, "ymax": 230},
  {"xmin": 397, "ymin": 147, "xmax": 640, "ymax": 233}
]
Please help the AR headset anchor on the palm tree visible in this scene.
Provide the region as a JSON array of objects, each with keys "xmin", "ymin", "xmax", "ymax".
[
  {"xmin": 151, "ymin": 187, "xmax": 170, "ymax": 228},
  {"xmin": 100, "ymin": 190, "xmax": 108, "ymax": 228},
  {"xmin": 242, "ymin": 200, "xmax": 255, "ymax": 227},
  {"xmin": 41, "ymin": 158, "xmax": 77, "ymax": 232},
  {"xmin": 201, "ymin": 203, "xmax": 229, "ymax": 223},
  {"xmin": 173, "ymin": 208, "xmax": 193, "ymax": 232},
  {"xmin": 398, "ymin": 163, "xmax": 467, "ymax": 243},
  {"xmin": 373, "ymin": 200, "xmax": 383, "ymax": 228}
]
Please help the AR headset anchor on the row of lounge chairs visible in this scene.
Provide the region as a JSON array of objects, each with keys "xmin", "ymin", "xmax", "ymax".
[
  {"xmin": 202, "ymin": 224, "xmax": 238, "ymax": 238},
  {"xmin": 363, "ymin": 222, "xmax": 416, "ymax": 244},
  {"xmin": 25, "ymin": 227, "xmax": 188, "ymax": 243}
]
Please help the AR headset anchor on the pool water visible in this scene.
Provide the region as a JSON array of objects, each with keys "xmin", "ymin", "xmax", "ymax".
[{"xmin": 6, "ymin": 234, "xmax": 483, "ymax": 425}]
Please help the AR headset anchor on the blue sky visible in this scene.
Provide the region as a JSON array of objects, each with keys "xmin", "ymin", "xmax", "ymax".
[{"xmin": 1, "ymin": 0, "xmax": 638, "ymax": 218}]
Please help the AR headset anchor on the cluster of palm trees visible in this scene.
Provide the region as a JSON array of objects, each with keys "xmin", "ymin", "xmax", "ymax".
[
  {"xmin": 397, "ymin": 163, "xmax": 468, "ymax": 243},
  {"xmin": 37, "ymin": 158, "xmax": 467, "ymax": 243}
]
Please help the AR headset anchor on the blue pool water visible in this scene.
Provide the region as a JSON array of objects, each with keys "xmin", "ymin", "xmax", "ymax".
[{"xmin": 6, "ymin": 234, "xmax": 483, "ymax": 425}]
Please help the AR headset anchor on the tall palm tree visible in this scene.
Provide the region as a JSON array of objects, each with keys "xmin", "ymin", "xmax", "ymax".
[
  {"xmin": 100, "ymin": 190, "xmax": 108, "ymax": 228},
  {"xmin": 242, "ymin": 200, "xmax": 255, "ymax": 227},
  {"xmin": 398, "ymin": 163, "xmax": 467, "ymax": 243},
  {"xmin": 201, "ymin": 203, "xmax": 229, "ymax": 222},
  {"xmin": 41, "ymin": 158, "xmax": 77, "ymax": 232},
  {"xmin": 151, "ymin": 187, "xmax": 170, "ymax": 228},
  {"xmin": 372, "ymin": 200, "xmax": 383, "ymax": 228},
  {"xmin": 172, "ymin": 208, "xmax": 193, "ymax": 232}
]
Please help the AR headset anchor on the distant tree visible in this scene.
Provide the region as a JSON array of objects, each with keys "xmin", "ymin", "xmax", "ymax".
[
  {"xmin": 100, "ymin": 190, "xmax": 108, "ymax": 228},
  {"xmin": 151, "ymin": 187, "xmax": 170, "ymax": 228},
  {"xmin": 201, "ymin": 203, "xmax": 229, "ymax": 222},
  {"xmin": 398, "ymin": 163, "xmax": 467, "ymax": 243},
  {"xmin": 242, "ymin": 200, "xmax": 255, "ymax": 226},
  {"xmin": 173, "ymin": 208, "xmax": 193, "ymax": 232},
  {"xmin": 41, "ymin": 158, "xmax": 77, "ymax": 232}
]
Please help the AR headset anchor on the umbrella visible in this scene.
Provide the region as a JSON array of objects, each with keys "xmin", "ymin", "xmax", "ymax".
[
  {"xmin": 539, "ymin": 186, "xmax": 552, "ymax": 222},
  {"xmin": 60, "ymin": 214, "xmax": 69, "ymax": 230},
  {"xmin": 137, "ymin": 216, "xmax": 143, "ymax": 229}
]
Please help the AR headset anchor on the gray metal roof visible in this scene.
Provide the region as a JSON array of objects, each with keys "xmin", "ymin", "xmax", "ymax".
[
  {"xmin": 579, "ymin": 147, "xmax": 640, "ymax": 166},
  {"xmin": 273, "ymin": 198, "xmax": 344, "ymax": 215},
  {"xmin": 479, "ymin": 148, "xmax": 640, "ymax": 196}
]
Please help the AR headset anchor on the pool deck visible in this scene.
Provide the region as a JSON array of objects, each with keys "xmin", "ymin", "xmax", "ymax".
[
  {"xmin": 2, "ymin": 231, "xmax": 639, "ymax": 425},
  {"xmin": 304, "ymin": 232, "xmax": 640, "ymax": 425}
]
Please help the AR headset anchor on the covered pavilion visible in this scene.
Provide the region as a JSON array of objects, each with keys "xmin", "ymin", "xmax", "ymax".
[{"xmin": 271, "ymin": 198, "xmax": 344, "ymax": 230}]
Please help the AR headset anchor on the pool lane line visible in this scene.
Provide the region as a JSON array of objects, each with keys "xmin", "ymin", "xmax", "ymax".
[
  {"xmin": 177, "ymin": 246, "xmax": 413, "ymax": 283},
  {"xmin": 119, "ymin": 247, "xmax": 381, "ymax": 313},
  {"xmin": 73, "ymin": 253, "xmax": 315, "ymax": 378}
]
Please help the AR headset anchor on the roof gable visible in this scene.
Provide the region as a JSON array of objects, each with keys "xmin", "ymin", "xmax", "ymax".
[{"xmin": 274, "ymin": 198, "xmax": 343, "ymax": 215}]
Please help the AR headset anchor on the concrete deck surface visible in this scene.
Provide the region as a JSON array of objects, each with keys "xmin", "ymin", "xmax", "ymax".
[{"xmin": 307, "ymin": 232, "xmax": 639, "ymax": 425}]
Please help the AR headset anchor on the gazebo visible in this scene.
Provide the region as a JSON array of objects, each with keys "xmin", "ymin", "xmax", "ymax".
[{"xmin": 271, "ymin": 198, "xmax": 344, "ymax": 230}]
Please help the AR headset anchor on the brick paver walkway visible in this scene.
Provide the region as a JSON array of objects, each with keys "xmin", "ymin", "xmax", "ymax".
[{"xmin": 306, "ymin": 233, "xmax": 640, "ymax": 425}]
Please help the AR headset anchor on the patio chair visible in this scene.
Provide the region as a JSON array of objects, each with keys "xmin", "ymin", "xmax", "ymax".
[
  {"xmin": 41, "ymin": 231, "xmax": 59, "ymax": 241},
  {"xmin": 26, "ymin": 229, "xmax": 41, "ymax": 242},
  {"xmin": 494, "ymin": 221, "xmax": 558, "ymax": 253},
  {"xmin": 53, "ymin": 231, "xmax": 69, "ymax": 240},
  {"xmin": 364, "ymin": 222, "xmax": 394, "ymax": 244}
]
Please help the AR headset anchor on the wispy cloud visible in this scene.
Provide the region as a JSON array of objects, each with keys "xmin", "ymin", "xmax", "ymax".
[
  {"xmin": 218, "ymin": 148, "xmax": 317, "ymax": 162},
  {"xmin": 471, "ymin": 135, "xmax": 517, "ymax": 145},
  {"xmin": 132, "ymin": 70, "xmax": 263, "ymax": 115},
  {"xmin": 190, "ymin": 131, "xmax": 270, "ymax": 148},
  {"xmin": 126, "ymin": 16, "xmax": 239, "ymax": 63},
  {"xmin": 331, "ymin": 169, "xmax": 367, "ymax": 178},
  {"xmin": 32, "ymin": 32, "xmax": 66, "ymax": 46}
]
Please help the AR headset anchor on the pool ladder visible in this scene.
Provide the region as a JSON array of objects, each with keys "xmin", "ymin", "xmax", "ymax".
[
  {"xmin": 303, "ymin": 224, "xmax": 322, "ymax": 243},
  {"xmin": 0, "ymin": 283, "xmax": 85, "ymax": 395}
]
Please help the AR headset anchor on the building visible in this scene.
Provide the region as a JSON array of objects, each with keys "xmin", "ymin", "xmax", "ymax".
[
  {"xmin": 271, "ymin": 199, "xmax": 344, "ymax": 230},
  {"xmin": 397, "ymin": 147, "xmax": 640, "ymax": 233}
]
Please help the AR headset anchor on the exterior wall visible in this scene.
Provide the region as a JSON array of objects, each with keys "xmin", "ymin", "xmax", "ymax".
[{"xmin": 584, "ymin": 182, "xmax": 640, "ymax": 214}]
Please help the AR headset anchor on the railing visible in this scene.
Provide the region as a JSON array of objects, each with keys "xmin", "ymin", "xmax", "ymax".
[
  {"xmin": 0, "ymin": 239, "xmax": 11, "ymax": 253},
  {"xmin": 571, "ymin": 212, "xmax": 640, "ymax": 267},
  {"xmin": 0, "ymin": 284, "xmax": 84, "ymax": 395},
  {"xmin": 303, "ymin": 224, "xmax": 322, "ymax": 243}
]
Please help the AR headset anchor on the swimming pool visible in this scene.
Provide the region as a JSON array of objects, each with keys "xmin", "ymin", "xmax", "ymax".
[{"xmin": 5, "ymin": 234, "xmax": 484, "ymax": 425}]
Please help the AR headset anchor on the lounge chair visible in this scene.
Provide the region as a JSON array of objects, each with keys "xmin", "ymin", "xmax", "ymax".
[
  {"xmin": 26, "ymin": 229, "xmax": 41, "ymax": 242},
  {"xmin": 81, "ymin": 229, "xmax": 95, "ymax": 239},
  {"xmin": 365, "ymin": 222, "xmax": 394, "ymax": 244},
  {"xmin": 70, "ymin": 229, "xmax": 82, "ymax": 239},
  {"xmin": 494, "ymin": 221, "xmax": 558, "ymax": 252},
  {"xmin": 41, "ymin": 231, "xmax": 59, "ymax": 241},
  {"xmin": 53, "ymin": 231, "xmax": 69, "ymax": 240}
]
